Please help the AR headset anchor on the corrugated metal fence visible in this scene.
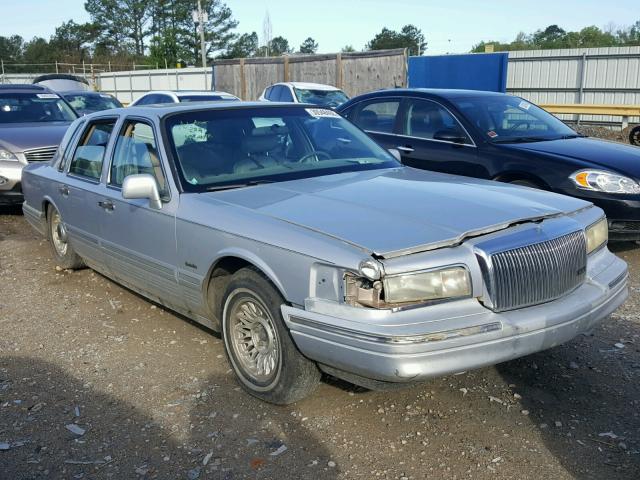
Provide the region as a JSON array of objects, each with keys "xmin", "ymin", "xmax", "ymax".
[{"xmin": 507, "ymin": 46, "xmax": 640, "ymax": 125}]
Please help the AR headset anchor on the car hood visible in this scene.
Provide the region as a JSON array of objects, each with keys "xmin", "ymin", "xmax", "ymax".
[
  {"xmin": 206, "ymin": 168, "xmax": 590, "ymax": 258},
  {"xmin": 501, "ymin": 137, "xmax": 640, "ymax": 178},
  {"xmin": 0, "ymin": 122, "xmax": 71, "ymax": 152}
]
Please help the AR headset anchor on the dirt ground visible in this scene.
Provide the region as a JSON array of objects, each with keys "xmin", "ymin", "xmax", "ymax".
[{"xmin": 1, "ymin": 210, "xmax": 639, "ymax": 480}]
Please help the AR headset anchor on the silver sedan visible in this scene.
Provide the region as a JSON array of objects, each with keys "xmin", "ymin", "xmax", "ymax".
[{"xmin": 21, "ymin": 102, "xmax": 628, "ymax": 404}]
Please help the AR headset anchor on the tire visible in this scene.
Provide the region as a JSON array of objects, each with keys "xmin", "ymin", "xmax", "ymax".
[
  {"xmin": 630, "ymin": 125, "xmax": 640, "ymax": 147},
  {"xmin": 221, "ymin": 267, "xmax": 320, "ymax": 404},
  {"xmin": 46, "ymin": 205, "xmax": 84, "ymax": 270}
]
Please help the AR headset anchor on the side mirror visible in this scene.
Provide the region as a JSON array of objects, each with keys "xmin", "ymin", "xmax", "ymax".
[
  {"xmin": 433, "ymin": 129, "xmax": 467, "ymax": 145},
  {"xmin": 388, "ymin": 148, "xmax": 402, "ymax": 162},
  {"xmin": 122, "ymin": 174, "xmax": 162, "ymax": 210}
]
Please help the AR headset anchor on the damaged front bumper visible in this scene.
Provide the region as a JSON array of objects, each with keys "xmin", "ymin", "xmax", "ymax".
[{"xmin": 282, "ymin": 248, "xmax": 628, "ymax": 384}]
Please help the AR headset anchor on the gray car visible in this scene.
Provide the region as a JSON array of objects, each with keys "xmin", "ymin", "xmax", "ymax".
[
  {"xmin": 0, "ymin": 84, "xmax": 77, "ymax": 205},
  {"xmin": 21, "ymin": 102, "xmax": 628, "ymax": 404}
]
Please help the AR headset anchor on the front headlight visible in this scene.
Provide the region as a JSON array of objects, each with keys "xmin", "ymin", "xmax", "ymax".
[
  {"xmin": 384, "ymin": 266, "xmax": 471, "ymax": 304},
  {"xmin": 585, "ymin": 217, "xmax": 608, "ymax": 254},
  {"xmin": 0, "ymin": 149, "xmax": 18, "ymax": 162},
  {"xmin": 570, "ymin": 169, "xmax": 640, "ymax": 194}
]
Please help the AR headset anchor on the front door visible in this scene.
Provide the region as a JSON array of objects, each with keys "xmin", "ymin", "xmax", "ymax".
[
  {"xmin": 97, "ymin": 118, "xmax": 184, "ymax": 310},
  {"xmin": 395, "ymin": 98, "xmax": 483, "ymax": 177}
]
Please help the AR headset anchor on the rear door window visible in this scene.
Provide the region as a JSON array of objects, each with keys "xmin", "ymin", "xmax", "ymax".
[
  {"xmin": 279, "ymin": 86, "xmax": 294, "ymax": 102},
  {"xmin": 67, "ymin": 120, "xmax": 116, "ymax": 180},
  {"xmin": 353, "ymin": 100, "xmax": 400, "ymax": 134}
]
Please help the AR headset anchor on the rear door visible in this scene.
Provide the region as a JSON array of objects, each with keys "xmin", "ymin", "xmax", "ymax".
[
  {"xmin": 345, "ymin": 98, "xmax": 402, "ymax": 151},
  {"xmin": 395, "ymin": 98, "xmax": 482, "ymax": 177},
  {"xmin": 57, "ymin": 118, "xmax": 117, "ymax": 271},
  {"xmin": 97, "ymin": 118, "xmax": 184, "ymax": 309}
]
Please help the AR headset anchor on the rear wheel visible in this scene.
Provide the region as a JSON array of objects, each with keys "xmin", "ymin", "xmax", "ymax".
[
  {"xmin": 46, "ymin": 205, "xmax": 84, "ymax": 270},
  {"xmin": 221, "ymin": 267, "xmax": 320, "ymax": 404}
]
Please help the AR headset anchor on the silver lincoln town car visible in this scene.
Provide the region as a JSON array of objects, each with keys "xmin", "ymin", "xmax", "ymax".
[{"xmin": 21, "ymin": 102, "xmax": 629, "ymax": 404}]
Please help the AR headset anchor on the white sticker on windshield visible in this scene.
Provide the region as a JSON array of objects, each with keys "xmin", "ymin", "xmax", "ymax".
[
  {"xmin": 99, "ymin": 93, "xmax": 112, "ymax": 98},
  {"xmin": 306, "ymin": 108, "xmax": 340, "ymax": 118},
  {"xmin": 36, "ymin": 93, "xmax": 59, "ymax": 99},
  {"xmin": 519, "ymin": 100, "xmax": 531, "ymax": 110}
]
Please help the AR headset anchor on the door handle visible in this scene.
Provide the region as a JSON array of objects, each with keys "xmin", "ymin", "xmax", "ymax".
[
  {"xmin": 396, "ymin": 146, "xmax": 415, "ymax": 153},
  {"xmin": 98, "ymin": 200, "xmax": 115, "ymax": 211},
  {"xmin": 58, "ymin": 185, "xmax": 69, "ymax": 196}
]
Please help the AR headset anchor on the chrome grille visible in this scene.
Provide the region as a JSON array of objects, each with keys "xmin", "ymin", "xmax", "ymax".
[
  {"xmin": 24, "ymin": 146, "xmax": 57, "ymax": 162},
  {"xmin": 479, "ymin": 231, "xmax": 586, "ymax": 312}
]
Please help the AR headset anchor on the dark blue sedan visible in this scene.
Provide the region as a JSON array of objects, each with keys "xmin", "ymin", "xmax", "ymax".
[{"xmin": 338, "ymin": 89, "xmax": 640, "ymax": 242}]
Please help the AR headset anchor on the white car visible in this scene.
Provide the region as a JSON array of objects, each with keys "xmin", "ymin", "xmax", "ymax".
[
  {"xmin": 258, "ymin": 82, "xmax": 349, "ymax": 108},
  {"xmin": 130, "ymin": 90, "xmax": 239, "ymax": 106}
]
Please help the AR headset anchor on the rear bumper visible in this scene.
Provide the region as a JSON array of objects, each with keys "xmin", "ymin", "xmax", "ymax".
[{"xmin": 282, "ymin": 250, "xmax": 628, "ymax": 383}]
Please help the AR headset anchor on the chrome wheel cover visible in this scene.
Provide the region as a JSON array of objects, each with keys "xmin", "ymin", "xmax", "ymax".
[
  {"xmin": 228, "ymin": 295, "xmax": 279, "ymax": 383},
  {"xmin": 50, "ymin": 210, "xmax": 68, "ymax": 257}
]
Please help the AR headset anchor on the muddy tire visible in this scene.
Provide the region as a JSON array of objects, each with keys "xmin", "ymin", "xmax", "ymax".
[
  {"xmin": 46, "ymin": 205, "xmax": 84, "ymax": 270},
  {"xmin": 221, "ymin": 267, "xmax": 320, "ymax": 404}
]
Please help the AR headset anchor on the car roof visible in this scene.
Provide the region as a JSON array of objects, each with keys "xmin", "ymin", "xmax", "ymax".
[
  {"xmin": 371, "ymin": 88, "xmax": 507, "ymax": 99},
  {"xmin": 61, "ymin": 90, "xmax": 116, "ymax": 96},
  {"xmin": 276, "ymin": 82, "xmax": 341, "ymax": 91},
  {"xmin": 0, "ymin": 84, "xmax": 53, "ymax": 93},
  {"xmin": 85, "ymin": 101, "xmax": 317, "ymax": 120},
  {"xmin": 140, "ymin": 90, "xmax": 237, "ymax": 97}
]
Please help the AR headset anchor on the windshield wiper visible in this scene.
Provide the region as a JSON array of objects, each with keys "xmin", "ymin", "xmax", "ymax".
[
  {"xmin": 557, "ymin": 133, "xmax": 587, "ymax": 139},
  {"xmin": 204, "ymin": 180, "xmax": 275, "ymax": 192},
  {"xmin": 492, "ymin": 136, "xmax": 550, "ymax": 144}
]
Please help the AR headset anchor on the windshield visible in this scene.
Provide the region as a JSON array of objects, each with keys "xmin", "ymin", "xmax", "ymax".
[
  {"xmin": 64, "ymin": 93, "xmax": 122, "ymax": 115},
  {"xmin": 178, "ymin": 95, "xmax": 239, "ymax": 103},
  {"xmin": 293, "ymin": 88, "xmax": 349, "ymax": 108},
  {"xmin": 450, "ymin": 95, "xmax": 577, "ymax": 143},
  {"xmin": 0, "ymin": 92, "xmax": 77, "ymax": 123},
  {"xmin": 165, "ymin": 106, "xmax": 399, "ymax": 191}
]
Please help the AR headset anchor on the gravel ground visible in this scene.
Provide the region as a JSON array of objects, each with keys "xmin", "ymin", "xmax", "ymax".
[
  {"xmin": 1, "ymin": 210, "xmax": 639, "ymax": 480},
  {"xmin": 575, "ymin": 125, "xmax": 637, "ymax": 144}
]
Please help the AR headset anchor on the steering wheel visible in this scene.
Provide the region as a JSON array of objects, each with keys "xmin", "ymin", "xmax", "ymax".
[{"xmin": 298, "ymin": 150, "xmax": 331, "ymax": 164}]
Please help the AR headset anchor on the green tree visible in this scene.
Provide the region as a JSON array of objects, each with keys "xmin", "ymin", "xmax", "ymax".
[
  {"xmin": 269, "ymin": 35, "xmax": 291, "ymax": 56},
  {"xmin": 366, "ymin": 24, "xmax": 426, "ymax": 55},
  {"xmin": 341, "ymin": 44, "xmax": 355, "ymax": 53},
  {"xmin": 50, "ymin": 21, "xmax": 99, "ymax": 63},
  {"xmin": 0, "ymin": 35, "xmax": 25, "ymax": 63},
  {"xmin": 182, "ymin": 0, "xmax": 238, "ymax": 64},
  {"xmin": 22, "ymin": 37, "xmax": 56, "ymax": 65},
  {"xmin": 220, "ymin": 32, "xmax": 258, "ymax": 58},
  {"xmin": 85, "ymin": 0, "xmax": 151, "ymax": 56},
  {"xmin": 299, "ymin": 37, "xmax": 318, "ymax": 54}
]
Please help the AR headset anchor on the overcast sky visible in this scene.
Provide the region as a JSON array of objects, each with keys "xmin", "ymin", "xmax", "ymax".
[{"xmin": 1, "ymin": 0, "xmax": 637, "ymax": 54}]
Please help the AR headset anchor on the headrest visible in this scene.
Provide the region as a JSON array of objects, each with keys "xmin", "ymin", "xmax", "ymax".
[{"xmin": 241, "ymin": 127, "xmax": 287, "ymax": 154}]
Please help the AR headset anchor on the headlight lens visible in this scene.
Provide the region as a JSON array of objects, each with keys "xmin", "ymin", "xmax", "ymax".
[
  {"xmin": 384, "ymin": 266, "xmax": 471, "ymax": 304},
  {"xmin": 585, "ymin": 217, "xmax": 608, "ymax": 254},
  {"xmin": 0, "ymin": 149, "xmax": 18, "ymax": 161},
  {"xmin": 570, "ymin": 169, "xmax": 640, "ymax": 194}
]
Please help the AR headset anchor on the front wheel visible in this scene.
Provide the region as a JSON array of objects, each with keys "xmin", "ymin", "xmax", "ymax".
[
  {"xmin": 46, "ymin": 205, "xmax": 84, "ymax": 270},
  {"xmin": 221, "ymin": 268, "xmax": 320, "ymax": 404}
]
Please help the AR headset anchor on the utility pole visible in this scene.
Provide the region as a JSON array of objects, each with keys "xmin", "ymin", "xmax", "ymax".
[{"xmin": 195, "ymin": 0, "xmax": 208, "ymax": 68}]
